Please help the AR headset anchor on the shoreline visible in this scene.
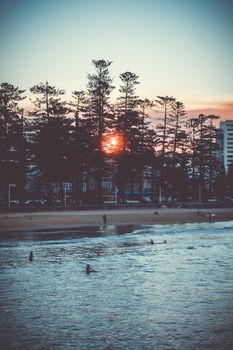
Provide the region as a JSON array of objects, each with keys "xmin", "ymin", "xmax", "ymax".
[{"xmin": 1, "ymin": 208, "xmax": 233, "ymax": 233}]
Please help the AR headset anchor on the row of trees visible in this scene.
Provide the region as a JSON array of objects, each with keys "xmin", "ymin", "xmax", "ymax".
[{"xmin": 0, "ymin": 59, "xmax": 232, "ymax": 206}]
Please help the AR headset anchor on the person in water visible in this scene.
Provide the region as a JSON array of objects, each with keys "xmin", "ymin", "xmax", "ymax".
[
  {"xmin": 86, "ymin": 264, "xmax": 96, "ymax": 274},
  {"xmin": 150, "ymin": 239, "xmax": 166, "ymax": 245},
  {"xmin": 29, "ymin": 251, "xmax": 33, "ymax": 262}
]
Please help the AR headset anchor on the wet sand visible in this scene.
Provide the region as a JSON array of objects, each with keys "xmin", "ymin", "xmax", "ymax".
[{"xmin": 1, "ymin": 208, "xmax": 233, "ymax": 233}]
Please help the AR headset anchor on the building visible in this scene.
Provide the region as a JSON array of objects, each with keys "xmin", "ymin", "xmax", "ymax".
[{"xmin": 219, "ymin": 120, "xmax": 233, "ymax": 173}]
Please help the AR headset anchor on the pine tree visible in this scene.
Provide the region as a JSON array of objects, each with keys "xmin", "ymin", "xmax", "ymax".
[
  {"xmin": 136, "ymin": 98, "xmax": 156, "ymax": 200},
  {"xmin": 69, "ymin": 90, "xmax": 87, "ymax": 204},
  {"xmin": 154, "ymin": 96, "xmax": 176, "ymax": 168},
  {"xmin": 29, "ymin": 82, "xmax": 71, "ymax": 205},
  {"xmin": 187, "ymin": 114, "xmax": 220, "ymax": 201},
  {"xmin": 169, "ymin": 101, "xmax": 187, "ymax": 166},
  {"xmin": 86, "ymin": 59, "xmax": 115, "ymax": 203},
  {"xmin": 0, "ymin": 83, "xmax": 26, "ymax": 206},
  {"xmin": 115, "ymin": 72, "xmax": 140, "ymax": 199}
]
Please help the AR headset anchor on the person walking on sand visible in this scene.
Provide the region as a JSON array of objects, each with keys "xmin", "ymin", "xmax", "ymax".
[
  {"xmin": 103, "ymin": 214, "xmax": 107, "ymax": 225},
  {"xmin": 86, "ymin": 264, "xmax": 96, "ymax": 274}
]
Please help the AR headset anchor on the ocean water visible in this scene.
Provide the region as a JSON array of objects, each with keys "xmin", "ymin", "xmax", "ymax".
[{"xmin": 0, "ymin": 222, "xmax": 233, "ymax": 350}]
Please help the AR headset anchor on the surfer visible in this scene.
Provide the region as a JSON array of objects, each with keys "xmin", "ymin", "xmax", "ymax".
[
  {"xmin": 86, "ymin": 264, "xmax": 96, "ymax": 274},
  {"xmin": 150, "ymin": 239, "xmax": 154, "ymax": 245}
]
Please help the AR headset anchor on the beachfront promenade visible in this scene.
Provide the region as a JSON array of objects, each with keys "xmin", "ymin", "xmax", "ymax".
[{"xmin": 1, "ymin": 207, "xmax": 233, "ymax": 233}]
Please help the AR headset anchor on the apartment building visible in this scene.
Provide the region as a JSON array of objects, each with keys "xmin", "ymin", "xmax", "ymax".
[{"xmin": 219, "ymin": 120, "xmax": 233, "ymax": 172}]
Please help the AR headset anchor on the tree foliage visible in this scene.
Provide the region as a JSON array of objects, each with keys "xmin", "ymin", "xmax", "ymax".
[
  {"xmin": 0, "ymin": 83, "xmax": 26, "ymax": 205},
  {"xmin": 0, "ymin": 60, "xmax": 228, "ymax": 206}
]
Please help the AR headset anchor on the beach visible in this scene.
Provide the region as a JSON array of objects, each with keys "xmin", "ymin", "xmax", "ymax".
[{"xmin": 1, "ymin": 207, "xmax": 233, "ymax": 233}]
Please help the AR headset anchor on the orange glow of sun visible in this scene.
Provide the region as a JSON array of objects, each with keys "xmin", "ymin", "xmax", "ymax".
[{"xmin": 101, "ymin": 132, "xmax": 124, "ymax": 154}]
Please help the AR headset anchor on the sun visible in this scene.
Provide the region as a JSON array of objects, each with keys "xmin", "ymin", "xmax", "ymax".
[{"xmin": 101, "ymin": 132, "xmax": 124, "ymax": 154}]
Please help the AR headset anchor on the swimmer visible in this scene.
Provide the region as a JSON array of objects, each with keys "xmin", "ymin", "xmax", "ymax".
[
  {"xmin": 155, "ymin": 240, "xmax": 167, "ymax": 244},
  {"xmin": 86, "ymin": 264, "xmax": 96, "ymax": 274},
  {"xmin": 29, "ymin": 251, "xmax": 33, "ymax": 262}
]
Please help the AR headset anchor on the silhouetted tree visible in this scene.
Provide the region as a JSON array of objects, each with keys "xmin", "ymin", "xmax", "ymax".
[
  {"xmin": 29, "ymin": 82, "xmax": 70, "ymax": 205},
  {"xmin": 153, "ymin": 96, "xmax": 176, "ymax": 201},
  {"xmin": 1, "ymin": 71, "xmax": 227, "ymax": 207},
  {"xmin": 169, "ymin": 101, "xmax": 187, "ymax": 166},
  {"xmin": 163, "ymin": 101, "xmax": 189, "ymax": 200},
  {"xmin": 0, "ymin": 82, "xmax": 26, "ymax": 206},
  {"xmin": 136, "ymin": 98, "xmax": 156, "ymax": 199},
  {"xmin": 117, "ymin": 71, "xmax": 139, "ymax": 138},
  {"xmin": 69, "ymin": 90, "xmax": 87, "ymax": 204},
  {"xmin": 86, "ymin": 59, "xmax": 115, "ymax": 203},
  {"xmin": 116, "ymin": 72, "xmax": 141, "ymax": 198},
  {"xmin": 187, "ymin": 114, "xmax": 220, "ymax": 200},
  {"xmin": 154, "ymin": 96, "xmax": 176, "ymax": 168},
  {"xmin": 70, "ymin": 91, "xmax": 86, "ymax": 129}
]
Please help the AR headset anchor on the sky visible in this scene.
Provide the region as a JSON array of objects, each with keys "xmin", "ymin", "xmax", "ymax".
[{"xmin": 0, "ymin": 0, "xmax": 233, "ymax": 119}]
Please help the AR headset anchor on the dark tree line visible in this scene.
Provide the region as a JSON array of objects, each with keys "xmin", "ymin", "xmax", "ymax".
[{"xmin": 0, "ymin": 59, "xmax": 230, "ymax": 207}]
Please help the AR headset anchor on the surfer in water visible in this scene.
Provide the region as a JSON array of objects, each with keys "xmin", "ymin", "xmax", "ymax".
[
  {"xmin": 150, "ymin": 239, "xmax": 154, "ymax": 245},
  {"xmin": 86, "ymin": 264, "xmax": 96, "ymax": 274}
]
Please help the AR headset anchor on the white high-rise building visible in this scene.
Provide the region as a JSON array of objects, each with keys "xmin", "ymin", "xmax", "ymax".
[{"xmin": 219, "ymin": 120, "xmax": 233, "ymax": 173}]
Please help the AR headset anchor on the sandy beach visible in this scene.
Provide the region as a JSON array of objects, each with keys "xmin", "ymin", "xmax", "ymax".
[{"xmin": 1, "ymin": 207, "xmax": 233, "ymax": 233}]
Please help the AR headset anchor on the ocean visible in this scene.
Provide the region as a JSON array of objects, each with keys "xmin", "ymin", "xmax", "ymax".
[{"xmin": 0, "ymin": 222, "xmax": 233, "ymax": 349}]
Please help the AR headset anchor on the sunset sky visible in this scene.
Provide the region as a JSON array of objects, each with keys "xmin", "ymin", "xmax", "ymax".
[{"xmin": 0, "ymin": 0, "xmax": 232, "ymax": 119}]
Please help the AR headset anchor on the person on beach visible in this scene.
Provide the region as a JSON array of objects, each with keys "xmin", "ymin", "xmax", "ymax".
[
  {"xmin": 86, "ymin": 264, "xmax": 96, "ymax": 274},
  {"xmin": 103, "ymin": 214, "xmax": 107, "ymax": 225}
]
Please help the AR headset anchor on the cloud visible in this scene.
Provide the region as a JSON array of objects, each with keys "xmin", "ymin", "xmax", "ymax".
[
  {"xmin": 187, "ymin": 100, "xmax": 233, "ymax": 120},
  {"xmin": 187, "ymin": 103, "xmax": 233, "ymax": 119}
]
